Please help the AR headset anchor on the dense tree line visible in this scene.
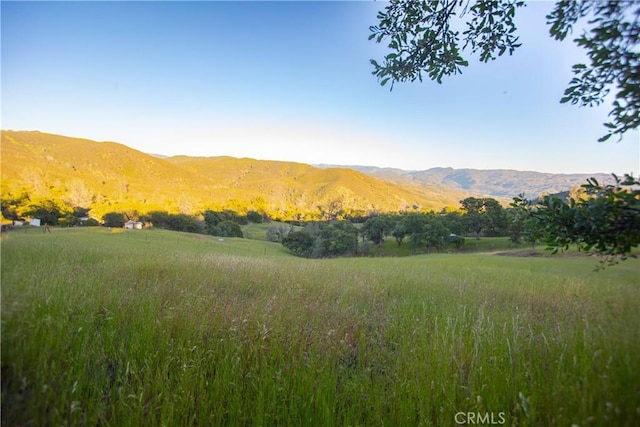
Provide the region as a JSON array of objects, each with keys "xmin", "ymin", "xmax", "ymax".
[
  {"xmin": 1, "ymin": 194, "xmax": 99, "ymax": 227},
  {"xmin": 7, "ymin": 184, "xmax": 636, "ymax": 267},
  {"xmin": 281, "ymin": 197, "xmax": 511, "ymax": 258},
  {"xmin": 1, "ymin": 194, "xmax": 267, "ymax": 239},
  {"xmin": 3, "ymin": 190, "xmax": 515, "ymax": 257}
]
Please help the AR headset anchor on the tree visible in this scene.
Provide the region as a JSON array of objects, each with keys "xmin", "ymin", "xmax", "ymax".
[
  {"xmin": 148, "ymin": 210, "xmax": 171, "ymax": 228},
  {"xmin": 422, "ymin": 215, "xmax": 450, "ymax": 252},
  {"xmin": 509, "ymin": 194, "xmax": 545, "ymax": 248},
  {"xmin": 318, "ymin": 224, "xmax": 358, "ymax": 257},
  {"xmin": 460, "ymin": 197, "xmax": 486, "ymax": 238},
  {"xmin": 62, "ymin": 206, "xmax": 91, "ymax": 227},
  {"xmin": 391, "ymin": 220, "xmax": 407, "ymax": 245},
  {"xmin": 246, "ymin": 210, "xmax": 263, "ymax": 223},
  {"xmin": 362, "ymin": 215, "xmax": 394, "ymax": 245},
  {"xmin": 1, "ymin": 192, "xmax": 30, "ymax": 221},
  {"xmin": 482, "ymin": 198, "xmax": 508, "ymax": 237},
  {"xmin": 211, "ymin": 220, "xmax": 243, "ymax": 238},
  {"xmin": 459, "ymin": 197, "xmax": 507, "ymax": 238},
  {"xmin": 23, "ymin": 200, "xmax": 65, "ymax": 226},
  {"xmin": 317, "ymin": 198, "xmax": 344, "ymax": 222},
  {"xmin": 531, "ymin": 174, "xmax": 639, "ymax": 268},
  {"xmin": 203, "ymin": 210, "xmax": 223, "ymax": 231},
  {"xmin": 547, "ymin": 0, "xmax": 639, "ymax": 142},
  {"xmin": 369, "ymin": 0, "xmax": 640, "ymax": 141},
  {"xmin": 282, "ymin": 230, "xmax": 315, "ymax": 258},
  {"xmin": 441, "ymin": 210, "xmax": 466, "ymax": 236},
  {"xmin": 167, "ymin": 214, "xmax": 200, "ymax": 233},
  {"xmin": 281, "ymin": 221, "xmax": 358, "ymax": 258},
  {"xmin": 402, "ymin": 213, "xmax": 426, "ymax": 254},
  {"xmin": 102, "ymin": 212, "xmax": 126, "ymax": 228}
]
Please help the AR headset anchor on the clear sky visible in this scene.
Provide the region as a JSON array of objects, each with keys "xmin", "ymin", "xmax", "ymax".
[{"xmin": 2, "ymin": 0, "xmax": 638, "ymax": 174}]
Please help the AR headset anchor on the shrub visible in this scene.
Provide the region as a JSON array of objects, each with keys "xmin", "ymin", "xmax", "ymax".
[{"xmin": 102, "ymin": 212, "xmax": 126, "ymax": 228}]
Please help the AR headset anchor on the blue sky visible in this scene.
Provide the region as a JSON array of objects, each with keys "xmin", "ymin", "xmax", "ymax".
[{"xmin": 2, "ymin": 0, "xmax": 638, "ymax": 174}]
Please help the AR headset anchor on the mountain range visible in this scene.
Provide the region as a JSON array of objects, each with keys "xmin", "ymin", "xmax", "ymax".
[
  {"xmin": 315, "ymin": 165, "xmax": 614, "ymax": 199},
  {"xmin": 1, "ymin": 130, "xmax": 611, "ymax": 220}
]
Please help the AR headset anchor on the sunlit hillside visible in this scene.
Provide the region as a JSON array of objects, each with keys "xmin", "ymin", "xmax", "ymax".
[
  {"xmin": 164, "ymin": 156, "xmax": 470, "ymax": 215},
  {"xmin": 1, "ymin": 131, "xmax": 469, "ymax": 219},
  {"xmin": 1, "ymin": 131, "xmax": 219, "ymax": 217}
]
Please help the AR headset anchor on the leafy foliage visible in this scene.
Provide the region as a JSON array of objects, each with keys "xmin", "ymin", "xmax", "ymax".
[
  {"xmin": 370, "ymin": 0, "xmax": 640, "ymax": 141},
  {"xmin": 1, "ymin": 193, "xmax": 30, "ymax": 221},
  {"xmin": 166, "ymin": 214, "xmax": 201, "ymax": 233},
  {"xmin": 508, "ymin": 194, "xmax": 543, "ymax": 247},
  {"xmin": 246, "ymin": 210, "xmax": 263, "ymax": 223},
  {"xmin": 102, "ymin": 212, "xmax": 126, "ymax": 228},
  {"xmin": 361, "ymin": 215, "xmax": 394, "ymax": 245},
  {"xmin": 204, "ymin": 210, "xmax": 245, "ymax": 237},
  {"xmin": 547, "ymin": 0, "xmax": 640, "ymax": 141},
  {"xmin": 422, "ymin": 215, "xmax": 450, "ymax": 251},
  {"xmin": 282, "ymin": 221, "xmax": 359, "ymax": 258},
  {"xmin": 391, "ymin": 220, "xmax": 407, "ymax": 245},
  {"xmin": 22, "ymin": 200, "xmax": 65, "ymax": 226},
  {"xmin": 210, "ymin": 220, "xmax": 244, "ymax": 238},
  {"xmin": 282, "ymin": 230, "xmax": 315, "ymax": 258},
  {"xmin": 369, "ymin": 0, "xmax": 524, "ymax": 86},
  {"xmin": 511, "ymin": 174, "xmax": 640, "ymax": 268},
  {"xmin": 460, "ymin": 197, "xmax": 508, "ymax": 238}
]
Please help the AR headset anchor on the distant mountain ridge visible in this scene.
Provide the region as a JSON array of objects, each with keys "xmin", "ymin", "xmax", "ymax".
[{"xmin": 316, "ymin": 165, "xmax": 615, "ymax": 199}]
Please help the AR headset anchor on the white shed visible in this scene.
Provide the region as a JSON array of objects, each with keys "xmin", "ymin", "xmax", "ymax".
[{"xmin": 124, "ymin": 220, "xmax": 143, "ymax": 230}]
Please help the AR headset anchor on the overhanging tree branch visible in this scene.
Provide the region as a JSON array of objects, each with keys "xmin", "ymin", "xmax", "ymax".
[{"xmin": 370, "ymin": 0, "xmax": 640, "ymax": 141}]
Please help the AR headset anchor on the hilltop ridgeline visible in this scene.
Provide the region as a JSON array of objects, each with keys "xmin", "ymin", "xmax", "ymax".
[{"xmin": 1, "ymin": 130, "xmax": 607, "ymax": 220}]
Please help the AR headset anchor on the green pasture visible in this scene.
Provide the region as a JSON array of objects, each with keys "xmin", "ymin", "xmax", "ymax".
[
  {"xmin": 2, "ymin": 227, "xmax": 639, "ymax": 426},
  {"xmin": 241, "ymin": 221, "xmax": 296, "ymax": 242},
  {"xmin": 366, "ymin": 236, "xmax": 533, "ymax": 257}
]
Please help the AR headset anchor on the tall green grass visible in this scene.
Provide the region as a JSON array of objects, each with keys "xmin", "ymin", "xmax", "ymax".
[{"xmin": 2, "ymin": 228, "xmax": 639, "ymax": 425}]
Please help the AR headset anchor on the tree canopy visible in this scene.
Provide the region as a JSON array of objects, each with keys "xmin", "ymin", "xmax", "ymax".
[
  {"xmin": 511, "ymin": 174, "xmax": 640, "ymax": 268},
  {"xmin": 369, "ymin": 0, "xmax": 640, "ymax": 141}
]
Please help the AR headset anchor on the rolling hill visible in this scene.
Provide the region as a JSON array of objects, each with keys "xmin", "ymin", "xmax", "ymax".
[{"xmin": 1, "ymin": 131, "xmax": 471, "ymax": 219}]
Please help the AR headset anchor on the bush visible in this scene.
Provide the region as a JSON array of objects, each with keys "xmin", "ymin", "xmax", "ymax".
[
  {"xmin": 282, "ymin": 222, "xmax": 359, "ymax": 258},
  {"xmin": 84, "ymin": 218, "xmax": 100, "ymax": 227},
  {"xmin": 246, "ymin": 210, "xmax": 263, "ymax": 223},
  {"xmin": 210, "ymin": 220, "xmax": 243, "ymax": 238},
  {"xmin": 282, "ymin": 230, "xmax": 314, "ymax": 257},
  {"xmin": 102, "ymin": 212, "xmax": 126, "ymax": 228}
]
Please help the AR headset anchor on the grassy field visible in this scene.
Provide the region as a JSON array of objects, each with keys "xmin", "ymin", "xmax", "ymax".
[{"xmin": 2, "ymin": 227, "xmax": 639, "ymax": 426}]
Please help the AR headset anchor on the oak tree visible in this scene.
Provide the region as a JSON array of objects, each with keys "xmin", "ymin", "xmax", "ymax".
[{"xmin": 369, "ymin": 0, "xmax": 640, "ymax": 141}]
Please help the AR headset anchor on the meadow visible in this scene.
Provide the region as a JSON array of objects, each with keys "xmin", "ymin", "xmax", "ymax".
[{"xmin": 2, "ymin": 227, "xmax": 639, "ymax": 426}]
